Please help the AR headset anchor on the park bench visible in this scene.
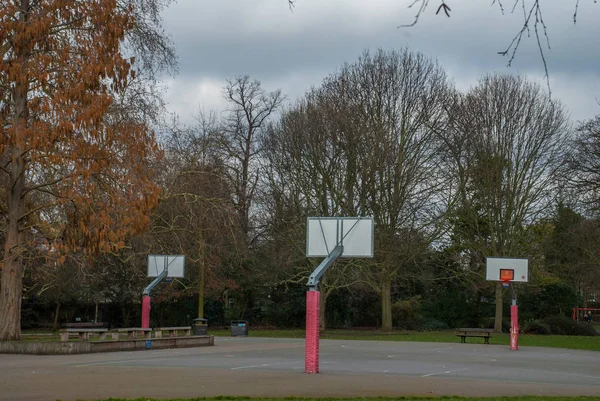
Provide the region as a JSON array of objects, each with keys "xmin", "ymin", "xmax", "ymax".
[
  {"xmin": 109, "ymin": 328, "xmax": 152, "ymax": 340},
  {"xmin": 456, "ymin": 328, "xmax": 493, "ymax": 344},
  {"xmin": 153, "ymin": 326, "xmax": 192, "ymax": 338},
  {"xmin": 59, "ymin": 328, "xmax": 108, "ymax": 342}
]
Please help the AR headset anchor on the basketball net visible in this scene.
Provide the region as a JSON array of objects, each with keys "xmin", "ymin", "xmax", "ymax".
[{"xmin": 501, "ymin": 279, "xmax": 510, "ymax": 288}]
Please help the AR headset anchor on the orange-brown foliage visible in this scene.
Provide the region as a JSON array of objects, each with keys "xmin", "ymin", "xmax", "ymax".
[{"xmin": 0, "ymin": 0, "xmax": 161, "ymax": 256}]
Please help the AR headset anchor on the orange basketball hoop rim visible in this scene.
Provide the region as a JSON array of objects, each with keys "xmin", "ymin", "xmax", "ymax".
[{"xmin": 499, "ymin": 268, "xmax": 514, "ymax": 288}]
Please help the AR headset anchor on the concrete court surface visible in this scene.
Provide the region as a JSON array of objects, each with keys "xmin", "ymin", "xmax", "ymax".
[{"xmin": 1, "ymin": 337, "xmax": 599, "ymax": 401}]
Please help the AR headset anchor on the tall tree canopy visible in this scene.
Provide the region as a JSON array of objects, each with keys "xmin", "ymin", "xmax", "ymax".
[
  {"xmin": 266, "ymin": 49, "xmax": 451, "ymax": 331},
  {"xmin": 442, "ymin": 74, "xmax": 569, "ymax": 331},
  {"xmin": 0, "ymin": 0, "xmax": 162, "ymax": 340}
]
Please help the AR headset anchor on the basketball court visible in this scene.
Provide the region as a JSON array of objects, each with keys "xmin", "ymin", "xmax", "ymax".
[
  {"xmin": 1, "ymin": 336, "xmax": 599, "ymax": 401},
  {"xmin": 4, "ymin": 219, "xmax": 595, "ymax": 400}
]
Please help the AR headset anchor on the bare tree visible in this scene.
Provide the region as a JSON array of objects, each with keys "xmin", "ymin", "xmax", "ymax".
[
  {"xmin": 567, "ymin": 115, "xmax": 600, "ymax": 212},
  {"xmin": 265, "ymin": 49, "xmax": 452, "ymax": 331},
  {"xmin": 152, "ymin": 113, "xmax": 241, "ymax": 319},
  {"xmin": 263, "ymin": 80, "xmax": 374, "ymax": 328},
  {"xmin": 220, "ymin": 76, "xmax": 284, "ymax": 247},
  {"xmin": 120, "ymin": 0, "xmax": 178, "ymax": 78},
  {"xmin": 441, "ymin": 73, "xmax": 569, "ymax": 332}
]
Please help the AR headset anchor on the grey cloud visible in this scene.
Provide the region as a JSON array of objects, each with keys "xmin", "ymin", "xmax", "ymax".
[{"xmin": 160, "ymin": 0, "xmax": 600, "ymax": 122}]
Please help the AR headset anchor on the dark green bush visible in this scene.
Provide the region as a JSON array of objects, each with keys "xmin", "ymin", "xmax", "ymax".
[
  {"xmin": 418, "ymin": 317, "xmax": 450, "ymax": 331},
  {"xmin": 392, "ymin": 295, "xmax": 421, "ymax": 330},
  {"xmin": 543, "ymin": 314, "xmax": 597, "ymax": 336},
  {"xmin": 20, "ymin": 307, "xmax": 40, "ymax": 330},
  {"xmin": 568, "ymin": 321, "xmax": 599, "ymax": 336},
  {"xmin": 522, "ymin": 320, "xmax": 551, "ymax": 335},
  {"xmin": 486, "ymin": 317, "xmax": 510, "ymax": 333}
]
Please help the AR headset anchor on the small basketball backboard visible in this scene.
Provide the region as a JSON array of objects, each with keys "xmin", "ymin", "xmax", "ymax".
[
  {"xmin": 486, "ymin": 257, "xmax": 528, "ymax": 283},
  {"xmin": 306, "ymin": 217, "xmax": 374, "ymax": 258},
  {"xmin": 147, "ymin": 255, "xmax": 185, "ymax": 278}
]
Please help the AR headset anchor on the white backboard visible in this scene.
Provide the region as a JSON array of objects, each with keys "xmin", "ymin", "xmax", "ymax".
[
  {"xmin": 306, "ymin": 217, "xmax": 374, "ymax": 258},
  {"xmin": 148, "ymin": 255, "xmax": 185, "ymax": 278},
  {"xmin": 486, "ymin": 257, "xmax": 528, "ymax": 282}
]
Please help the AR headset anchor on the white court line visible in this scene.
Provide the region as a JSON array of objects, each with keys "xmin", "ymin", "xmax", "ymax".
[
  {"xmin": 75, "ymin": 359, "xmax": 159, "ymax": 367},
  {"xmin": 421, "ymin": 368, "xmax": 468, "ymax": 377},
  {"xmin": 231, "ymin": 361, "xmax": 301, "ymax": 370},
  {"xmin": 566, "ymin": 373, "xmax": 600, "ymax": 380},
  {"xmin": 427, "ymin": 347, "xmax": 454, "ymax": 351}
]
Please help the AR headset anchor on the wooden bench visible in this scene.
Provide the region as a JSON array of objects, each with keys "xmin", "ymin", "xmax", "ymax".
[
  {"xmin": 153, "ymin": 326, "xmax": 192, "ymax": 338},
  {"xmin": 109, "ymin": 328, "xmax": 152, "ymax": 340},
  {"xmin": 59, "ymin": 328, "xmax": 108, "ymax": 342},
  {"xmin": 456, "ymin": 328, "xmax": 493, "ymax": 344}
]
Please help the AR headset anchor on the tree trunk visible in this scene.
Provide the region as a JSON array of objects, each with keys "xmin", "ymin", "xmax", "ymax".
[
  {"xmin": 0, "ymin": 236, "xmax": 24, "ymax": 341},
  {"xmin": 381, "ymin": 279, "xmax": 393, "ymax": 332},
  {"xmin": 53, "ymin": 301, "xmax": 61, "ymax": 332},
  {"xmin": 122, "ymin": 306, "xmax": 131, "ymax": 327},
  {"xmin": 198, "ymin": 259, "xmax": 204, "ymax": 319},
  {"xmin": 494, "ymin": 282, "xmax": 503, "ymax": 333},
  {"xmin": 94, "ymin": 301, "xmax": 99, "ymax": 323},
  {"xmin": 0, "ymin": 69, "xmax": 28, "ymax": 341}
]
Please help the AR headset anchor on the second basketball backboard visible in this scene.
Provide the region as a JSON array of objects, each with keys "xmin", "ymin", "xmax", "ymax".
[
  {"xmin": 147, "ymin": 255, "xmax": 185, "ymax": 278},
  {"xmin": 306, "ymin": 217, "xmax": 374, "ymax": 258},
  {"xmin": 486, "ymin": 257, "xmax": 528, "ymax": 282}
]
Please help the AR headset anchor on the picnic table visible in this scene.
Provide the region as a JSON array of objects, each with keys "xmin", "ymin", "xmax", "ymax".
[
  {"xmin": 110, "ymin": 328, "xmax": 152, "ymax": 340},
  {"xmin": 59, "ymin": 328, "xmax": 108, "ymax": 342},
  {"xmin": 153, "ymin": 326, "xmax": 192, "ymax": 338}
]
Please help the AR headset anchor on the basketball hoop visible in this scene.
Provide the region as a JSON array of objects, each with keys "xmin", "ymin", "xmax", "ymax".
[{"xmin": 499, "ymin": 268, "xmax": 514, "ymax": 288}]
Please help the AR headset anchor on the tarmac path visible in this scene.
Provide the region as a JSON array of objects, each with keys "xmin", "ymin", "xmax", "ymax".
[{"xmin": 1, "ymin": 337, "xmax": 599, "ymax": 401}]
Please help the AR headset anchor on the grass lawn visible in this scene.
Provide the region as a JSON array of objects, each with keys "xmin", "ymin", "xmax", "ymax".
[
  {"xmin": 80, "ymin": 397, "xmax": 600, "ymax": 401},
  {"xmin": 18, "ymin": 328, "xmax": 599, "ymax": 352},
  {"xmin": 208, "ymin": 328, "xmax": 600, "ymax": 352}
]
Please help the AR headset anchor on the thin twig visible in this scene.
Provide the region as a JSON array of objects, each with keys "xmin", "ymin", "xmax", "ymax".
[
  {"xmin": 398, "ymin": 0, "xmax": 430, "ymax": 28},
  {"xmin": 492, "ymin": 0, "xmax": 505, "ymax": 14}
]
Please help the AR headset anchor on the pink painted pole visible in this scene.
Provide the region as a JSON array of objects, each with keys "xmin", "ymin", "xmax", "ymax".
[
  {"xmin": 510, "ymin": 304, "xmax": 519, "ymax": 351},
  {"xmin": 305, "ymin": 290, "xmax": 320, "ymax": 373},
  {"xmin": 142, "ymin": 295, "xmax": 151, "ymax": 329}
]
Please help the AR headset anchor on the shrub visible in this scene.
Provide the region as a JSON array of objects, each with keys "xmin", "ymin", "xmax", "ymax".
[
  {"xmin": 418, "ymin": 317, "xmax": 450, "ymax": 331},
  {"xmin": 568, "ymin": 321, "xmax": 599, "ymax": 336},
  {"xmin": 523, "ymin": 320, "xmax": 551, "ymax": 335},
  {"xmin": 486, "ymin": 317, "xmax": 510, "ymax": 333},
  {"xmin": 537, "ymin": 283, "xmax": 579, "ymax": 318},
  {"xmin": 392, "ymin": 296, "xmax": 422, "ymax": 323},
  {"xmin": 543, "ymin": 314, "xmax": 597, "ymax": 336},
  {"xmin": 21, "ymin": 307, "xmax": 40, "ymax": 330},
  {"xmin": 392, "ymin": 296, "xmax": 423, "ymax": 330}
]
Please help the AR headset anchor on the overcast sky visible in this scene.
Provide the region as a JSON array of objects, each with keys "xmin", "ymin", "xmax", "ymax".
[{"xmin": 160, "ymin": 0, "xmax": 599, "ymax": 125}]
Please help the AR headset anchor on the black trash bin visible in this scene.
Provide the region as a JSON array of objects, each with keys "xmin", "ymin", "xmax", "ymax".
[
  {"xmin": 230, "ymin": 320, "xmax": 248, "ymax": 337},
  {"xmin": 193, "ymin": 318, "xmax": 208, "ymax": 336}
]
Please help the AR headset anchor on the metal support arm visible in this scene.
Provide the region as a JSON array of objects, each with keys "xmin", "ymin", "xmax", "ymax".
[
  {"xmin": 307, "ymin": 245, "xmax": 343, "ymax": 290},
  {"xmin": 143, "ymin": 269, "xmax": 168, "ymax": 296},
  {"xmin": 509, "ymin": 282, "xmax": 517, "ymax": 306}
]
